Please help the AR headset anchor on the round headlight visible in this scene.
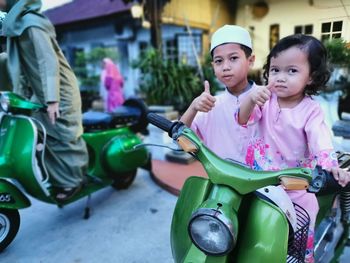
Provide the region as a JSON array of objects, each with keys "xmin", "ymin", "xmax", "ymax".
[
  {"xmin": 188, "ymin": 208, "xmax": 235, "ymax": 256},
  {"xmin": 0, "ymin": 94, "xmax": 9, "ymax": 112}
]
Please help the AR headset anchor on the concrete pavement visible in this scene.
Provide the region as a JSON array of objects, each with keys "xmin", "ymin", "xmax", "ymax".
[{"xmin": 1, "ymin": 170, "xmax": 176, "ymax": 263}]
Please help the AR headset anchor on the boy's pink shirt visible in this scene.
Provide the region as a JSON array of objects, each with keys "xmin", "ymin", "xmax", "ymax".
[{"xmin": 191, "ymin": 88, "xmax": 255, "ymax": 163}]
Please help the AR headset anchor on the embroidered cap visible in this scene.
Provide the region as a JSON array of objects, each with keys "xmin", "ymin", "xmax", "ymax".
[{"xmin": 210, "ymin": 25, "xmax": 252, "ymax": 53}]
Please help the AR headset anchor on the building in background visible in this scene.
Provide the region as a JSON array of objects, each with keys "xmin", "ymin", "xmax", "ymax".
[
  {"xmin": 236, "ymin": 0, "xmax": 350, "ymax": 69},
  {"xmin": 45, "ymin": 0, "xmax": 350, "ymax": 98},
  {"xmin": 44, "ymin": 0, "xmax": 236, "ymax": 98}
]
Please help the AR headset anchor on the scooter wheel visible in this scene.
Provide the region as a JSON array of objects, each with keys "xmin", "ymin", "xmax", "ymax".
[
  {"xmin": 0, "ymin": 208, "xmax": 20, "ymax": 252},
  {"xmin": 111, "ymin": 170, "xmax": 137, "ymax": 190}
]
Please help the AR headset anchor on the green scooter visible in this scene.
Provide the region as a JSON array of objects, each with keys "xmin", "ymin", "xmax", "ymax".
[
  {"xmin": 147, "ymin": 112, "xmax": 350, "ymax": 263},
  {"xmin": 0, "ymin": 91, "xmax": 151, "ymax": 251}
]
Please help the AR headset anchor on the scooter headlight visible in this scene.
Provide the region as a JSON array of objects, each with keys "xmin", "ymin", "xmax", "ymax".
[
  {"xmin": 188, "ymin": 208, "xmax": 236, "ymax": 256},
  {"xmin": 0, "ymin": 93, "xmax": 9, "ymax": 112}
]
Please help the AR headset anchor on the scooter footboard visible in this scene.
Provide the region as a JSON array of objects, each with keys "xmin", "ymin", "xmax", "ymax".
[{"xmin": 234, "ymin": 196, "xmax": 290, "ymax": 262}]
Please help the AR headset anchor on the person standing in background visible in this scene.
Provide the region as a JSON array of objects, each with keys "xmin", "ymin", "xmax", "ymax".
[{"xmin": 100, "ymin": 57, "xmax": 125, "ymax": 112}]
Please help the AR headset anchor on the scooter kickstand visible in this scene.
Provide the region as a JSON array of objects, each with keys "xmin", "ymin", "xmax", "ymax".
[{"xmin": 84, "ymin": 194, "xmax": 92, "ymax": 220}]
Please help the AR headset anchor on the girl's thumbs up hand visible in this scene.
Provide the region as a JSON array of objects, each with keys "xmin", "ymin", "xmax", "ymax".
[
  {"xmin": 192, "ymin": 80, "xmax": 216, "ymax": 113},
  {"xmin": 251, "ymin": 83, "xmax": 272, "ymax": 107}
]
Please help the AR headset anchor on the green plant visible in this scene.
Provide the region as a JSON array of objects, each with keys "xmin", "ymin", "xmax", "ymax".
[
  {"xmin": 72, "ymin": 47, "xmax": 118, "ymax": 112},
  {"xmin": 73, "ymin": 47, "xmax": 118, "ymax": 90},
  {"xmin": 321, "ymin": 38, "xmax": 350, "ymax": 94},
  {"xmin": 324, "ymin": 38, "xmax": 350, "ymax": 66},
  {"xmin": 133, "ymin": 48, "xmax": 221, "ymax": 112}
]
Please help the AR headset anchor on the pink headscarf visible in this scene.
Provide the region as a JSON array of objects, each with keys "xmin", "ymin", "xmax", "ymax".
[{"xmin": 103, "ymin": 58, "xmax": 123, "ymax": 82}]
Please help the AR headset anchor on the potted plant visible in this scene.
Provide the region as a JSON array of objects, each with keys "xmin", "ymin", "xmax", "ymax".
[{"xmin": 132, "ymin": 48, "xmax": 221, "ymax": 113}]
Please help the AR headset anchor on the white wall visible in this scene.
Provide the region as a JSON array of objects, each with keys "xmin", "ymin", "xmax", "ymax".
[{"xmin": 236, "ymin": 0, "xmax": 350, "ymax": 69}]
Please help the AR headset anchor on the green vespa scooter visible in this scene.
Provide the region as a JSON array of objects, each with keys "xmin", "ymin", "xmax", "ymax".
[
  {"xmin": 0, "ymin": 91, "xmax": 151, "ymax": 251},
  {"xmin": 147, "ymin": 112, "xmax": 350, "ymax": 263}
]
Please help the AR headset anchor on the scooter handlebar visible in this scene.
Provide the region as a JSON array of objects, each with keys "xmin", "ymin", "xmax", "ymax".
[
  {"xmin": 147, "ymin": 113, "xmax": 181, "ymax": 137},
  {"xmin": 309, "ymin": 166, "xmax": 350, "ymax": 194}
]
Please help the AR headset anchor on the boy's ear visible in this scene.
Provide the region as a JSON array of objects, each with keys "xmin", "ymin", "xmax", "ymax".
[{"xmin": 248, "ymin": 55, "xmax": 255, "ymax": 68}]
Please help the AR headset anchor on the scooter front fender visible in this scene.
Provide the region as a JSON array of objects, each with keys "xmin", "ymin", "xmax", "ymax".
[
  {"xmin": 171, "ymin": 176, "xmax": 212, "ymax": 263},
  {"xmin": 234, "ymin": 196, "xmax": 290, "ymax": 262},
  {"xmin": 0, "ymin": 179, "xmax": 31, "ymax": 209}
]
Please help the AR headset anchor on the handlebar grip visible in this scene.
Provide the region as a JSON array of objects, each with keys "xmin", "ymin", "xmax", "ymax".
[
  {"xmin": 147, "ymin": 113, "xmax": 179, "ymax": 137},
  {"xmin": 311, "ymin": 167, "xmax": 350, "ymax": 195}
]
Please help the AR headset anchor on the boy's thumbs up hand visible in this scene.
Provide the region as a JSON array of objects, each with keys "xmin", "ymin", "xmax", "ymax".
[
  {"xmin": 192, "ymin": 80, "xmax": 216, "ymax": 113},
  {"xmin": 204, "ymin": 80, "xmax": 211, "ymax": 93}
]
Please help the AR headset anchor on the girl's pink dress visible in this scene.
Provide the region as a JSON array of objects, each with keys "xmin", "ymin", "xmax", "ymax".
[
  {"xmin": 241, "ymin": 92, "xmax": 338, "ymax": 263},
  {"xmin": 101, "ymin": 58, "xmax": 125, "ymax": 112}
]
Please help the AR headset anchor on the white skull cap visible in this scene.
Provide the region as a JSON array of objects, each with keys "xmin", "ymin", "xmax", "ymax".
[{"xmin": 210, "ymin": 25, "xmax": 252, "ymax": 53}]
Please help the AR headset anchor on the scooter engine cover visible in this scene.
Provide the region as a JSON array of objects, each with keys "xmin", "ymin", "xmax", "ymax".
[{"xmin": 103, "ymin": 133, "xmax": 149, "ymax": 173}]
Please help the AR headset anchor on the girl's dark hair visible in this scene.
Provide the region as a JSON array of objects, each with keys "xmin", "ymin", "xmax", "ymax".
[{"xmin": 263, "ymin": 34, "xmax": 330, "ymax": 95}]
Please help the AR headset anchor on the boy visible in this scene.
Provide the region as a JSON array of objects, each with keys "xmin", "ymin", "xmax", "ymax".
[{"xmin": 180, "ymin": 25, "xmax": 256, "ymax": 162}]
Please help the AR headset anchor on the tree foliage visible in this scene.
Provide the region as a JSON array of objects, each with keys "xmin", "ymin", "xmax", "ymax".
[
  {"xmin": 132, "ymin": 48, "xmax": 221, "ymax": 112},
  {"xmin": 73, "ymin": 47, "xmax": 118, "ymax": 90}
]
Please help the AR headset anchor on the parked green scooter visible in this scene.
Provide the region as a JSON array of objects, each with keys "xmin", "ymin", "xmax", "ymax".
[
  {"xmin": 0, "ymin": 91, "xmax": 151, "ymax": 251},
  {"xmin": 147, "ymin": 112, "xmax": 350, "ymax": 263}
]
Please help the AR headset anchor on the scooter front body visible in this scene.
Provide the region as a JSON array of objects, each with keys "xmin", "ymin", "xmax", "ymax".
[
  {"xmin": 0, "ymin": 114, "xmax": 52, "ymax": 204},
  {"xmin": 172, "ymin": 176, "xmax": 291, "ymax": 263}
]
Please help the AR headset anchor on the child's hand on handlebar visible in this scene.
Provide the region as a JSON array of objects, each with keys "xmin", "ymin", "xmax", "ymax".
[
  {"xmin": 47, "ymin": 102, "xmax": 60, "ymax": 124},
  {"xmin": 327, "ymin": 167, "xmax": 350, "ymax": 187},
  {"xmin": 191, "ymin": 80, "xmax": 216, "ymax": 113}
]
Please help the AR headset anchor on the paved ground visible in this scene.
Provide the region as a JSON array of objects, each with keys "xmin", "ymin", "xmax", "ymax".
[{"xmin": 1, "ymin": 169, "xmax": 176, "ymax": 263}]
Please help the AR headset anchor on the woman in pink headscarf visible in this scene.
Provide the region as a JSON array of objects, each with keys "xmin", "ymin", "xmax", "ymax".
[{"xmin": 101, "ymin": 58, "xmax": 125, "ymax": 112}]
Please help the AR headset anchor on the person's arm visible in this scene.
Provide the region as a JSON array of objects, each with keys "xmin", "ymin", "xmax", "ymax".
[
  {"xmin": 180, "ymin": 80, "xmax": 216, "ymax": 127},
  {"xmin": 238, "ymin": 84, "xmax": 271, "ymax": 125},
  {"xmin": 305, "ymin": 105, "xmax": 350, "ymax": 187},
  {"xmin": 20, "ymin": 27, "xmax": 60, "ymax": 124}
]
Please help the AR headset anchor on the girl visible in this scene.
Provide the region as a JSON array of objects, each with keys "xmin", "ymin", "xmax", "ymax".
[{"xmin": 237, "ymin": 34, "xmax": 350, "ymax": 262}]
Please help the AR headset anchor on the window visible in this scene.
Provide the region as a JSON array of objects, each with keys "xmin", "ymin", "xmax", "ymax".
[
  {"xmin": 176, "ymin": 33, "xmax": 202, "ymax": 66},
  {"xmin": 163, "ymin": 33, "xmax": 202, "ymax": 66},
  {"xmin": 270, "ymin": 24, "xmax": 279, "ymax": 49},
  {"xmin": 321, "ymin": 20, "xmax": 343, "ymax": 41},
  {"xmin": 164, "ymin": 38, "xmax": 178, "ymax": 63},
  {"xmin": 139, "ymin": 41, "xmax": 149, "ymax": 53},
  {"xmin": 294, "ymin": 24, "xmax": 313, "ymax": 35}
]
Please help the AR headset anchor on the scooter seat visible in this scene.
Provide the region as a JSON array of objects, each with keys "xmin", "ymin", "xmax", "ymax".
[
  {"xmin": 83, "ymin": 106, "xmax": 141, "ymax": 131},
  {"xmin": 83, "ymin": 111, "xmax": 112, "ymax": 126}
]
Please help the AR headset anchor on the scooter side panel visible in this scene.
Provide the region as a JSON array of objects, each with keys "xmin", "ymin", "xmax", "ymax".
[
  {"xmin": 316, "ymin": 194, "xmax": 336, "ymax": 227},
  {"xmin": 0, "ymin": 179, "xmax": 31, "ymax": 209},
  {"xmin": 234, "ymin": 196, "xmax": 289, "ymax": 262},
  {"xmin": 103, "ymin": 133, "xmax": 149, "ymax": 173},
  {"xmin": 83, "ymin": 127, "xmax": 148, "ymax": 177},
  {"xmin": 171, "ymin": 176, "xmax": 212, "ymax": 263},
  {"xmin": 0, "ymin": 116, "xmax": 52, "ymax": 202}
]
